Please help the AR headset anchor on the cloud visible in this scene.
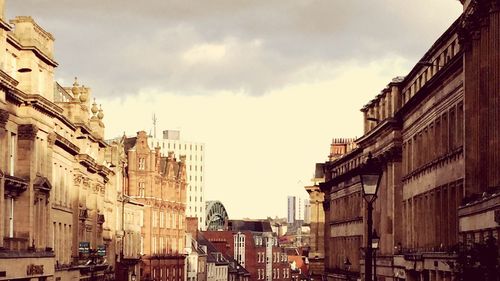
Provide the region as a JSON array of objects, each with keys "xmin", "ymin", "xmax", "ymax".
[
  {"xmin": 5, "ymin": 0, "xmax": 464, "ymax": 218},
  {"xmin": 99, "ymin": 56, "xmax": 411, "ymax": 218},
  {"xmin": 6, "ymin": 0, "xmax": 463, "ymax": 97}
]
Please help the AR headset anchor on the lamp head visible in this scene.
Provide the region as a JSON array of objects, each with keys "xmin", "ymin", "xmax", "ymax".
[{"xmin": 359, "ymin": 153, "xmax": 382, "ymax": 203}]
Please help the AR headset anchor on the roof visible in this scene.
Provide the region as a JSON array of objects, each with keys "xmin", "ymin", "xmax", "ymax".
[
  {"xmin": 228, "ymin": 220, "xmax": 273, "ymax": 232},
  {"xmin": 288, "ymin": 255, "xmax": 309, "ymax": 276},
  {"xmin": 123, "ymin": 136, "xmax": 137, "ymax": 153},
  {"xmin": 197, "ymin": 233, "xmax": 229, "ymax": 265},
  {"xmin": 225, "ymin": 254, "xmax": 250, "ymax": 276}
]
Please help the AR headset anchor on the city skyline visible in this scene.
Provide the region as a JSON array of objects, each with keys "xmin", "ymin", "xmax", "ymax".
[{"xmin": 6, "ymin": 0, "xmax": 463, "ymax": 219}]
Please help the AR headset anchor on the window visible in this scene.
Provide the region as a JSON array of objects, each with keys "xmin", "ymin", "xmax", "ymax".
[
  {"xmin": 138, "ymin": 182, "xmax": 145, "ymax": 197},
  {"xmin": 9, "ymin": 133, "xmax": 16, "ymax": 176},
  {"xmin": 138, "ymin": 157, "xmax": 145, "ymax": 170},
  {"xmin": 152, "ymin": 211, "xmax": 157, "ymax": 228},
  {"xmin": 160, "ymin": 211, "xmax": 164, "ymax": 228},
  {"xmin": 140, "ymin": 236, "xmax": 144, "ymax": 255}
]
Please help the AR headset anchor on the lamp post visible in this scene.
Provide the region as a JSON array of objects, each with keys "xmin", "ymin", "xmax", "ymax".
[
  {"xmin": 131, "ymin": 271, "xmax": 137, "ymax": 281},
  {"xmin": 359, "ymin": 153, "xmax": 382, "ymax": 281},
  {"xmin": 372, "ymin": 230, "xmax": 380, "ymax": 281}
]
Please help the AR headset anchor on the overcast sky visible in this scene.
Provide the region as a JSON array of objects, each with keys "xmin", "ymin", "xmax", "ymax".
[{"xmin": 7, "ymin": 0, "xmax": 463, "ymax": 219}]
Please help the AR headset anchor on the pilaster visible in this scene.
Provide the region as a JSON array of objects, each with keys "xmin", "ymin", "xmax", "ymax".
[
  {"xmin": 15, "ymin": 124, "xmax": 38, "ymax": 241},
  {"xmin": 463, "ymin": 0, "xmax": 500, "ymax": 194},
  {"xmin": 0, "ymin": 108, "xmax": 8, "ymax": 247}
]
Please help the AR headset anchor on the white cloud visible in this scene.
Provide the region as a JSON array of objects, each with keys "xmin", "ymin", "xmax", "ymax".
[
  {"xmin": 6, "ymin": 0, "xmax": 463, "ymax": 219},
  {"xmin": 101, "ymin": 56, "xmax": 410, "ymax": 219}
]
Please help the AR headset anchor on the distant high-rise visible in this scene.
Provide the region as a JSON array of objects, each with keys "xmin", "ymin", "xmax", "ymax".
[
  {"xmin": 304, "ymin": 199, "xmax": 311, "ymax": 224},
  {"xmin": 149, "ymin": 130, "xmax": 206, "ymax": 229},
  {"xmin": 287, "ymin": 196, "xmax": 296, "ymax": 224}
]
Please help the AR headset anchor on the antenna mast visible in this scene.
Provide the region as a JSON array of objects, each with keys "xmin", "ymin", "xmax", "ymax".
[{"xmin": 152, "ymin": 113, "xmax": 157, "ymax": 139}]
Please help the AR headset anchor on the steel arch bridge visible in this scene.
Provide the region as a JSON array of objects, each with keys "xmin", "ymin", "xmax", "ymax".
[{"xmin": 205, "ymin": 200, "xmax": 229, "ymax": 231}]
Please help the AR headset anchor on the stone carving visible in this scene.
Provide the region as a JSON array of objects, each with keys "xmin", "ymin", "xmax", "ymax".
[
  {"xmin": 92, "ymin": 183, "xmax": 100, "ymax": 193},
  {"xmin": 47, "ymin": 132, "xmax": 56, "ymax": 147},
  {"xmin": 73, "ymin": 174, "xmax": 83, "ymax": 185},
  {"xmin": 18, "ymin": 124, "xmax": 38, "ymax": 140},
  {"xmin": 458, "ymin": 0, "xmax": 497, "ymax": 46},
  {"xmin": 82, "ymin": 177, "xmax": 90, "ymax": 188}
]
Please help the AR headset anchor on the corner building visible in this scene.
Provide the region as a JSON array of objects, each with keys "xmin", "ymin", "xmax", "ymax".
[{"xmin": 124, "ymin": 131, "xmax": 187, "ymax": 281}]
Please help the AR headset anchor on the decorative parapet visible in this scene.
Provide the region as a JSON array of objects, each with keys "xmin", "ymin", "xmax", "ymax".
[{"xmin": 9, "ymin": 16, "xmax": 55, "ymax": 60}]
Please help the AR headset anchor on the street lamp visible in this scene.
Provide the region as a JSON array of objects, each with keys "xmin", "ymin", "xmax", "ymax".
[
  {"xmin": 131, "ymin": 271, "xmax": 137, "ymax": 281},
  {"xmin": 359, "ymin": 153, "xmax": 382, "ymax": 281},
  {"xmin": 372, "ymin": 230, "xmax": 380, "ymax": 281}
]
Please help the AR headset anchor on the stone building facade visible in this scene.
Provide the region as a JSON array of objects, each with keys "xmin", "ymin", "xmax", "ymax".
[
  {"xmin": 108, "ymin": 139, "xmax": 144, "ymax": 281},
  {"xmin": 0, "ymin": 3, "xmax": 125, "ymax": 279},
  {"xmin": 319, "ymin": 1, "xmax": 500, "ymax": 281},
  {"xmin": 124, "ymin": 131, "xmax": 187, "ymax": 281},
  {"xmin": 0, "ymin": 3, "xmax": 146, "ymax": 280}
]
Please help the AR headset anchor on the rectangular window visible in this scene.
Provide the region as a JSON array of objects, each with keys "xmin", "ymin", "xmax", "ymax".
[
  {"xmin": 457, "ymin": 102, "xmax": 464, "ymax": 146},
  {"xmin": 442, "ymin": 113, "xmax": 449, "ymax": 153},
  {"xmin": 138, "ymin": 157, "xmax": 145, "ymax": 170},
  {"xmin": 139, "ymin": 182, "xmax": 145, "ymax": 197},
  {"xmin": 449, "ymin": 107, "xmax": 456, "ymax": 149},
  {"xmin": 153, "ymin": 236, "xmax": 157, "ymax": 254},
  {"xmin": 160, "ymin": 212, "xmax": 164, "ymax": 228},
  {"xmin": 9, "ymin": 133, "xmax": 16, "ymax": 176},
  {"xmin": 154, "ymin": 210, "xmax": 159, "ymax": 228}
]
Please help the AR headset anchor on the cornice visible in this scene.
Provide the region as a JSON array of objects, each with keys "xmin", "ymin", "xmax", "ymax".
[
  {"xmin": 24, "ymin": 93, "xmax": 64, "ymax": 117},
  {"xmin": 458, "ymin": 0, "xmax": 500, "ymax": 47},
  {"xmin": 356, "ymin": 118, "xmax": 401, "ymax": 147},
  {"xmin": 0, "ymin": 69, "xmax": 19, "ymax": 88},
  {"xmin": 6, "ymin": 34, "xmax": 58, "ymax": 67},
  {"xmin": 402, "ymin": 146, "xmax": 463, "ymax": 183},
  {"xmin": 0, "ymin": 18, "xmax": 11, "ymax": 32},
  {"xmin": 54, "ymin": 132, "xmax": 80, "ymax": 155}
]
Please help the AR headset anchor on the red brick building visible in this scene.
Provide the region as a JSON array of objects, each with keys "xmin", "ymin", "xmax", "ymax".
[
  {"xmin": 124, "ymin": 131, "xmax": 187, "ymax": 281},
  {"xmin": 203, "ymin": 220, "xmax": 291, "ymax": 281}
]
